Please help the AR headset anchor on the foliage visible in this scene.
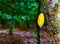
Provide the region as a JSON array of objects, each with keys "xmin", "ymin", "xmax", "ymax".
[
  {"xmin": 8, "ymin": 24, "xmax": 13, "ymax": 35},
  {"xmin": 0, "ymin": 0, "xmax": 39, "ymax": 31}
]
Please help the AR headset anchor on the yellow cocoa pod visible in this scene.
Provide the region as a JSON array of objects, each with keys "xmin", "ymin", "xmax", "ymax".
[{"xmin": 37, "ymin": 13, "xmax": 45, "ymax": 28}]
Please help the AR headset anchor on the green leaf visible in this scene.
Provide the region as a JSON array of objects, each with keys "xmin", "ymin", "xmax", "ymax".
[{"xmin": 0, "ymin": 11, "xmax": 2, "ymax": 16}]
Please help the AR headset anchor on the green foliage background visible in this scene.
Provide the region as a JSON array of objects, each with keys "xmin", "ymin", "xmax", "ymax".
[{"xmin": 0, "ymin": 0, "xmax": 39, "ymax": 29}]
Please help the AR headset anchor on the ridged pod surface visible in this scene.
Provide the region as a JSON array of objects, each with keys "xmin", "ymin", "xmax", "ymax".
[{"xmin": 37, "ymin": 13, "xmax": 44, "ymax": 28}]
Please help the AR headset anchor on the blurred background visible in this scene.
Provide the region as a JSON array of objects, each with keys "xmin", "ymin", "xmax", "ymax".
[{"xmin": 0, "ymin": 0, "xmax": 60, "ymax": 44}]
